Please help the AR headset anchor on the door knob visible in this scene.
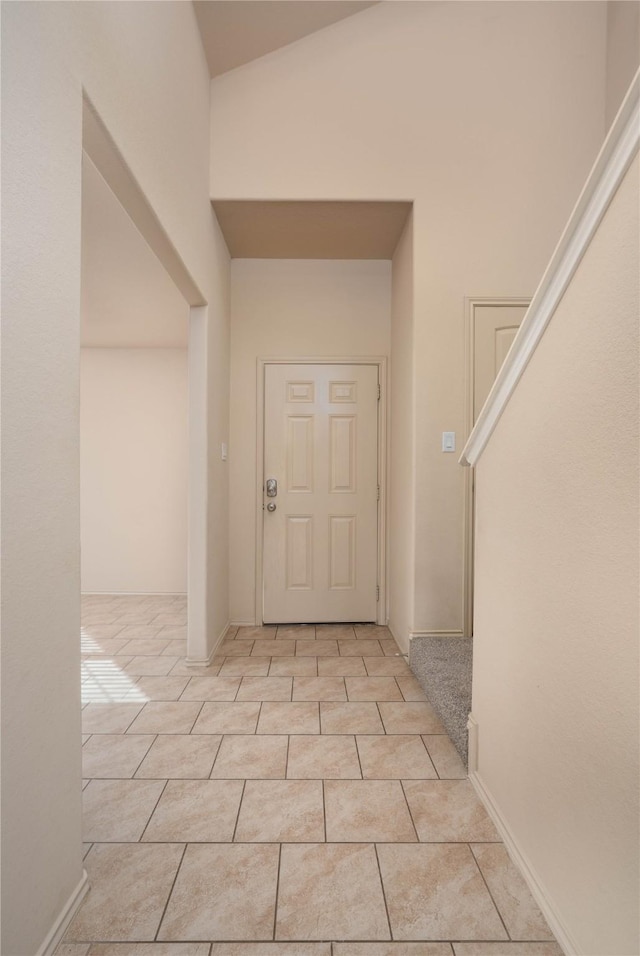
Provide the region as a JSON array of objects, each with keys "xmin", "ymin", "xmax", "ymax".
[
  {"xmin": 266, "ymin": 502, "xmax": 276, "ymax": 512},
  {"xmin": 266, "ymin": 478, "xmax": 277, "ymax": 497}
]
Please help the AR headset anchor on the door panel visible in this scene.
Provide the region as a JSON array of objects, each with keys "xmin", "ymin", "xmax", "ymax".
[
  {"xmin": 263, "ymin": 363, "xmax": 378, "ymax": 623},
  {"xmin": 473, "ymin": 305, "xmax": 528, "ymax": 420}
]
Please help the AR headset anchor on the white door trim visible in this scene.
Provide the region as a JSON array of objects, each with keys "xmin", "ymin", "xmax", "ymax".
[
  {"xmin": 463, "ymin": 298, "xmax": 530, "ymax": 638},
  {"xmin": 256, "ymin": 356, "xmax": 388, "ymax": 627}
]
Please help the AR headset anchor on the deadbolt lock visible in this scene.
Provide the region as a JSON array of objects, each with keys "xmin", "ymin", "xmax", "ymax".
[{"xmin": 266, "ymin": 478, "xmax": 277, "ymax": 497}]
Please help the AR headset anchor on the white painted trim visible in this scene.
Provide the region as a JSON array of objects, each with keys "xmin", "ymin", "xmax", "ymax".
[
  {"xmin": 467, "ymin": 712, "xmax": 479, "ymax": 773},
  {"xmin": 185, "ymin": 620, "xmax": 232, "ymax": 667},
  {"xmin": 38, "ymin": 869, "xmax": 89, "ymax": 956},
  {"xmin": 462, "ymin": 297, "xmax": 530, "ymax": 637},
  {"xmin": 460, "ymin": 69, "xmax": 640, "ymax": 467},
  {"xmin": 187, "ymin": 305, "xmax": 211, "ymax": 663},
  {"xmin": 82, "ymin": 591, "xmax": 187, "ymax": 597},
  {"xmin": 409, "ymin": 629, "xmax": 465, "ymax": 639},
  {"xmin": 255, "ymin": 356, "xmax": 388, "ymax": 626},
  {"xmin": 469, "ymin": 769, "xmax": 581, "ymax": 956}
]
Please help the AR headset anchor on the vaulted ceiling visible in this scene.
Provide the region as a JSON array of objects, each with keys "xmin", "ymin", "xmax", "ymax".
[{"xmin": 193, "ymin": 1, "xmax": 378, "ymax": 77}]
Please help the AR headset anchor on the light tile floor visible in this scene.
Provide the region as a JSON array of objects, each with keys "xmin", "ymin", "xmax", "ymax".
[{"xmin": 59, "ymin": 594, "xmax": 564, "ymax": 956}]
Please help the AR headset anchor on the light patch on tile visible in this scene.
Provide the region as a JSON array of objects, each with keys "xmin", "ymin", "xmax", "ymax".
[
  {"xmin": 276, "ymin": 843, "xmax": 389, "ymax": 940},
  {"xmin": 133, "ymin": 677, "xmax": 190, "ymax": 701},
  {"xmin": 470, "ymin": 844, "xmax": 555, "ymax": 941},
  {"xmin": 82, "ymin": 661, "xmax": 149, "ymax": 705},
  {"xmin": 158, "ymin": 843, "xmax": 279, "ymax": 940}
]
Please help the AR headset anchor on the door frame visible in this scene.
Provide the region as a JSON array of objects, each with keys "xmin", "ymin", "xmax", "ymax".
[
  {"xmin": 255, "ymin": 356, "xmax": 388, "ymax": 627},
  {"xmin": 463, "ymin": 298, "xmax": 530, "ymax": 637}
]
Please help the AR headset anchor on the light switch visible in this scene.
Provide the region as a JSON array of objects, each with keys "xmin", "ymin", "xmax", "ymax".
[
  {"xmin": 221, "ymin": 442, "xmax": 228, "ymax": 461},
  {"xmin": 442, "ymin": 431, "xmax": 456, "ymax": 452}
]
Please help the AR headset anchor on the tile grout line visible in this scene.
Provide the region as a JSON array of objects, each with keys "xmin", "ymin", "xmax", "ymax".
[
  {"xmin": 468, "ymin": 841, "xmax": 512, "ymax": 941},
  {"xmin": 154, "ymin": 840, "xmax": 188, "ymax": 942},
  {"xmin": 137, "ymin": 777, "xmax": 170, "ymax": 843},
  {"xmin": 399, "ymin": 779, "xmax": 421, "ymax": 843},
  {"xmin": 373, "ymin": 842, "xmax": 394, "ymax": 942},
  {"xmin": 272, "ymin": 841, "xmax": 283, "ymax": 942},
  {"xmin": 231, "ymin": 779, "xmax": 247, "ymax": 842}
]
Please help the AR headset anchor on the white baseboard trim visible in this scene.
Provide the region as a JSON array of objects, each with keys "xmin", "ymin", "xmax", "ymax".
[
  {"xmin": 409, "ymin": 629, "xmax": 466, "ymax": 640},
  {"xmin": 81, "ymin": 591, "xmax": 186, "ymax": 597},
  {"xmin": 467, "ymin": 713, "xmax": 479, "ymax": 773},
  {"xmin": 469, "ymin": 767, "xmax": 581, "ymax": 956},
  {"xmin": 38, "ymin": 869, "xmax": 89, "ymax": 956},
  {"xmin": 230, "ymin": 620, "xmax": 259, "ymax": 628},
  {"xmin": 185, "ymin": 621, "xmax": 232, "ymax": 667}
]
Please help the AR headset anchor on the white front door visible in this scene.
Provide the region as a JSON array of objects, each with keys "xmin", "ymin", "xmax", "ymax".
[{"xmin": 262, "ymin": 363, "xmax": 379, "ymax": 624}]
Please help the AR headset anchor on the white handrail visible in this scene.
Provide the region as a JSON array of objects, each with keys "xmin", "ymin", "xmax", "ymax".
[{"xmin": 460, "ymin": 69, "xmax": 640, "ymax": 467}]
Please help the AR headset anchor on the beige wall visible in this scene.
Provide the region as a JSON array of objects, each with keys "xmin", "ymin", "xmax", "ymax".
[
  {"xmin": 229, "ymin": 258, "xmax": 391, "ymax": 623},
  {"xmin": 1, "ymin": 3, "xmax": 230, "ymax": 951},
  {"xmin": 606, "ymin": 1, "xmax": 640, "ymax": 129},
  {"xmin": 81, "ymin": 349, "xmax": 188, "ymax": 594},
  {"xmin": 211, "ymin": 0, "xmax": 607, "ymax": 639},
  {"xmin": 472, "ymin": 157, "xmax": 639, "ymax": 955},
  {"xmin": 389, "ymin": 213, "xmax": 414, "ymax": 651}
]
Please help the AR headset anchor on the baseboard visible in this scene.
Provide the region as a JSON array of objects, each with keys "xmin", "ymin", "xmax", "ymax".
[
  {"xmin": 81, "ymin": 591, "xmax": 186, "ymax": 597},
  {"xmin": 230, "ymin": 620, "xmax": 258, "ymax": 628},
  {"xmin": 185, "ymin": 621, "xmax": 232, "ymax": 667},
  {"xmin": 410, "ymin": 629, "xmax": 466, "ymax": 639},
  {"xmin": 37, "ymin": 869, "xmax": 89, "ymax": 956},
  {"xmin": 469, "ymin": 766, "xmax": 580, "ymax": 956},
  {"xmin": 467, "ymin": 713, "xmax": 479, "ymax": 773}
]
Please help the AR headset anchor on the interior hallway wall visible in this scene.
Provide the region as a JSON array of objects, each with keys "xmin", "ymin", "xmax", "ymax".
[
  {"xmin": 81, "ymin": 349, "xmax": 188, "ymax": 594},
  {"xmin": 389, "ymin": 212, "xmax": 414, "ymax": 651},
  {"xmin": 210, "ymin": 0, "xmax": 607, "ymax": 643},
  {"xmin": 606, "ymin": 0, "xmax": 640, "ymax": 129},
  {"xmin": 229, "ymin": 258, "xmax": 391, "ymax": 624},
  {"xmin": 471, "ymin": 155, "xmax": 639, "ymax": 956},
  {"xmin": 1, "ymin": 3, "xmax": 229, "ymax": 951}
]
